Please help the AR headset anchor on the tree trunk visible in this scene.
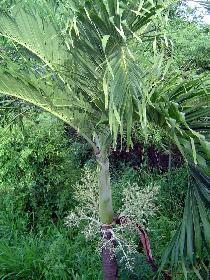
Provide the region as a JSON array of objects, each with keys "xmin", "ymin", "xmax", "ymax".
[
  {"xmin": 101, "ymin": 224, "xmax": 118, "ymax": 280},
  {"xmin": 96, "ymin": 144, "xmax": 118, "ymax": 280}
]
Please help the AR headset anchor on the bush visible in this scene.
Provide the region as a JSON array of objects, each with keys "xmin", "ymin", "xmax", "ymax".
[
  {"xmin": 0, "ymin": 112, "xmax": 84, "ymax": 231},
  {"xmin": 0, "ymin": 112, "xmax": 101, "ymax": 279}
]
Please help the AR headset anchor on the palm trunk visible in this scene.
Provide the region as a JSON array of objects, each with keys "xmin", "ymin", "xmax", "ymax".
[{"xmin": 96, "ymin": 143, "xmax": 118, "ymax": 280}]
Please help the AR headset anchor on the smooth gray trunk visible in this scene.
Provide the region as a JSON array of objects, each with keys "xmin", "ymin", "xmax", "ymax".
[
  {"xmin": 96, "ymin": 143, "xmax": 118, "ymax": 280},
  {"xmin": 97, "ymin": 149, "xmax": 113, "ymax": 224}
]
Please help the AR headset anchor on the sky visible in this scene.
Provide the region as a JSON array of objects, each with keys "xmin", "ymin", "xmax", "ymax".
[{"xmin": 187, "ymin": 0, "xmax": 210, "ymax": 23}]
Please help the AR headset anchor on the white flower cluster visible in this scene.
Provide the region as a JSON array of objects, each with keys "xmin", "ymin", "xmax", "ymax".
[
  {"xmin": 65, "ymin": 166, "xmax": 159, "ymax": 270},
  {"xmin": 65, "ymin": 166, "xmax": 100, "ymax": 239},
  {"xmin": 119, "ymin": 182, "xmax": 159, "ymax": 228}
]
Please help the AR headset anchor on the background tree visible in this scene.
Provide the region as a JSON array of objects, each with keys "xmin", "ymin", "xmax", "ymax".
[
  {"xmin": 166, "ymin": 0, "xmax": 210, "ymax": 74},
  {"xmin": 0, "ymin": 0, "xmax": 209, "ymax": 279}
]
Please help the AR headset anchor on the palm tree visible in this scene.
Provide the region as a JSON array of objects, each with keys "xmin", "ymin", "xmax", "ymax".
[{"xmin": 0, "ymin": 1, "xmax": 209, "ymax": 279}]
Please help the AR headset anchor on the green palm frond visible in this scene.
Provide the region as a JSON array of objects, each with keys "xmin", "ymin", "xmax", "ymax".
[
  {"xmin": 0, "ymin": 95, "xmax": 34, "ymax": 129},
  {"xmin": 149, "ymin": 74, "xmax": 210, "ymax": 277},
  {"xmin": 0, "ymin": 0, "xmax": 168, "ymax": 146},
  {"xmin": 0, "ymin": 57, "xmax": 96, "ymax": 146},
  {"xmin": 0, "ymin": 3, "xmax": 67, "ymax": 72},
  {"xmin": 64, "ymin": 0, "xmax": 168, "ymax": 146},
  {"xmin": 0, "ymin": 70, "xmax": 71, "ymax": 123},
  {"xmin": 159, "ymin": 165, "xmax": 210, "ymax": 279},
  {"xmin": 150, "ymin": 75, "xmax": 210, "ymax": 174}
]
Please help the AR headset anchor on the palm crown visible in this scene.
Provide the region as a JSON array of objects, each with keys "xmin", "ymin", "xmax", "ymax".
[{"xmin": 0, "ymin": 0, "xmax": 169, "ymax": 146}]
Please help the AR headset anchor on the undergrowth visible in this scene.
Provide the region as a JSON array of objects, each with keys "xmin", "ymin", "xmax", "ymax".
[{"xmin": 0, "ymin": 112, "xmax": 197, "ymax": 279}]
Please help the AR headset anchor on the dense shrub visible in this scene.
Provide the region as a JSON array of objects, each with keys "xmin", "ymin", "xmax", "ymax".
[
  {"xmin": 0, "ymin": 113, "xmax": 83, "ymax": 231},
  {"xmin": 0, "ymin": 113, "xmax": 102, "ymax": 279},
  {"xmin": 168, "ymin": 19, "xmax": 210, "ymax": 73}
]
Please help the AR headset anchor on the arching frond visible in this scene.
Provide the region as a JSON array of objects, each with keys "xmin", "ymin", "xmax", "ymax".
[
  {"xmin": 149, "ymin": 74, "xmax": 210, "ymax": 277},
  {"xmin": 0, "ymin": 63, "xmax": 96, "ymax": 147},
  {"xmin": 0, "ymin": 2, "xmax": 68, "ymax": 73},
  {"xmin": 159, "ymin": 166, "xmax": 210, "ymax": 279},
  {"xmin": 0, "ymin": 0, "xmax": 168, "ymax": 146},
  {"xmin": 65, "ymin": 0, "xmax": 168, "ymax": 146}
]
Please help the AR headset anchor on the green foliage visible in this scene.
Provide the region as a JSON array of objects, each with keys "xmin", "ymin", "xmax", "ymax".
[
  {"xmin": 168, "ymin": 19, "xmax": 210, "ymax": 73},
  {"xmin": 0, "ymin": 1, "xmax": 209, "ymax": 278},
  {"xmin": 134, "ymin": 122, "xmax": 171, "ymax": 152},
  {"xmin": 48, "ymin": 164, "xmax": 196, "ymax": 279},
  {"xmin": 0, "ymin": 227, "xmax": 102, "ymax": 280},
  {"xmin": 149, "ymin": 168, "xmax": 189, "ymax": 257},
  {"xmin": 112, "ymin": 166, "xmax": 189, "ymax": 249},
  {"xmin": 0, "ymin": 113, "xmax": 102, "ymax": 279},
  {"xmin": 0, "ymin": 0, "xmax": 169, "ymax": 149},
  {"xmin": 0, "ymin": 113, "xmax": 82, "ymax": 230},
  {"xmin": 0, "ymin": 113, "xmax": 198, "ymax": 279}
]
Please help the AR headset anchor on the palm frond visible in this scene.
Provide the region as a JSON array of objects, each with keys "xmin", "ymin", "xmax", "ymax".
[
  {"xmin": 0, "ymin": 2, "xmax": 67, "ymax": 72},
  {"xmin": 149, "ymin": 74, "xmax": 210, "ymax": 277},
  {"xmin": 0, "ymin": 62, "xmax": 96, "ymax": 147},
  {"xmin": 0, "ymin": 2, "xmax": 209, "ymax": 277},
  {"xmin": 150, "ymin": 75, "xmax": 210, "ymax": 174},
  {"xmin": 159, "ymin": 165, "xmax": 210, "ymax": 279},
  {"xmin": 0, "ymin": 0, "xmax": 168, "ymax": 146},
  {"xmin": 65, "ymin": 0, "xmax": 168, "ymax": 146}
]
